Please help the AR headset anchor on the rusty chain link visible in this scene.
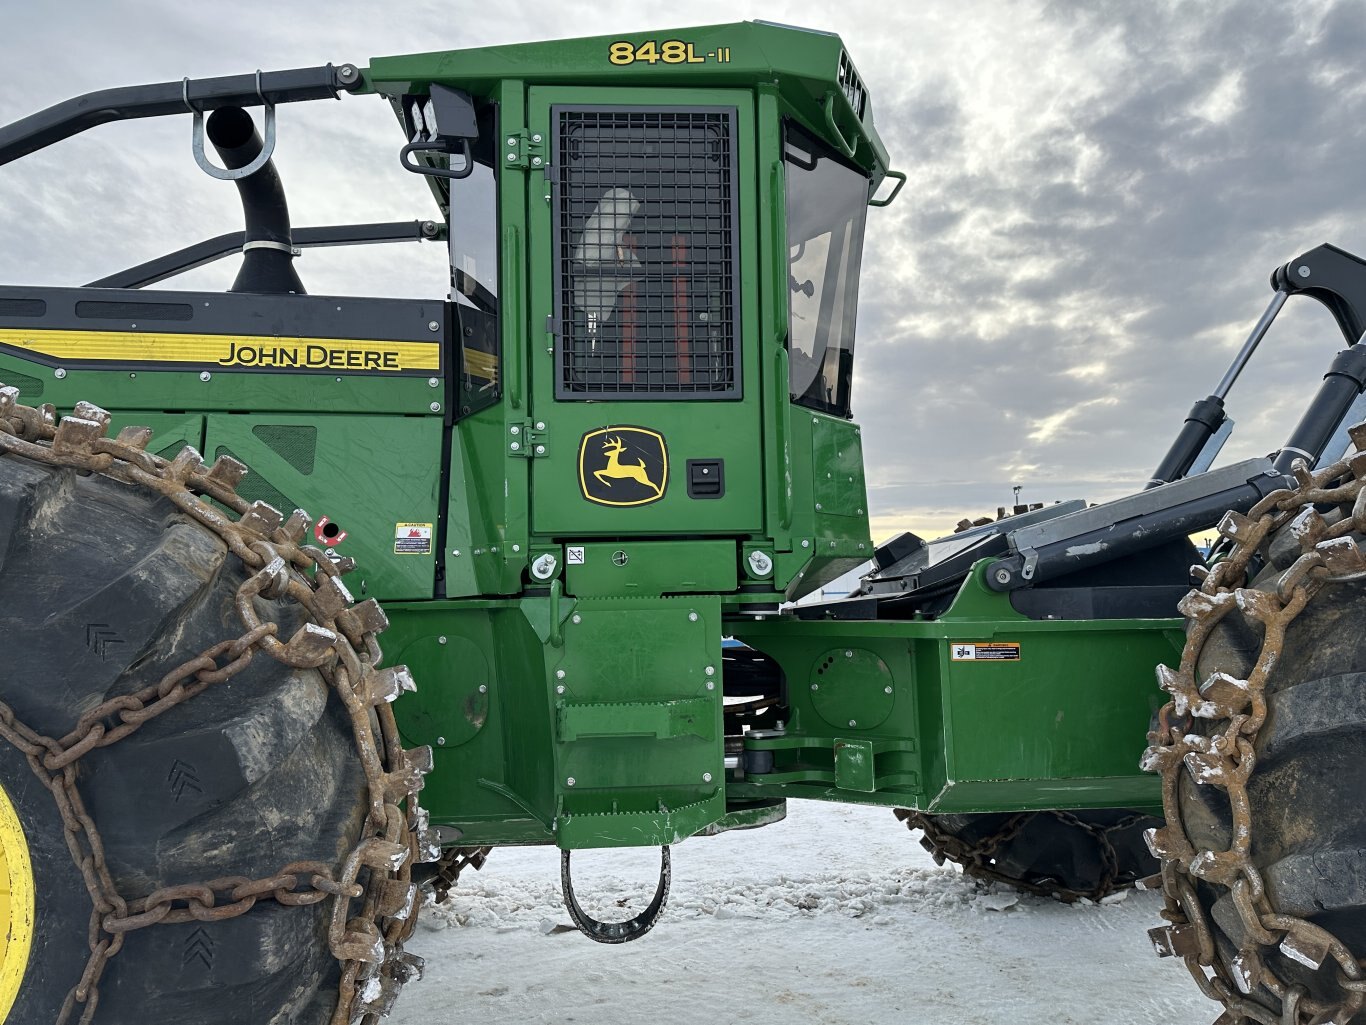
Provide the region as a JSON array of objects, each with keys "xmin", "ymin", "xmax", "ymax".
[
  {"xmin": 0, "ymin": 386, "xmax": 442, "ymax": 1024},
  {"xmin": 1143, "ymin": 423, "xmax": 1366, "ymax": 1025},
  {"xmin": 894, "ymin": 807, "xmax": 1150, "ymax": 903}
]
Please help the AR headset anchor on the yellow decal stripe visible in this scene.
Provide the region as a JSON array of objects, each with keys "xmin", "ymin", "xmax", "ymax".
[{"xmin": 0, "ymin": 328, "xmax": 441, "ymax": 373}]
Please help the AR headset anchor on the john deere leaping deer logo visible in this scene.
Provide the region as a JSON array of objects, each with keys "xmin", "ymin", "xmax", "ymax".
[{"xmin": 578, "ymin": 426, "xmax": 669, "ymax": 507}]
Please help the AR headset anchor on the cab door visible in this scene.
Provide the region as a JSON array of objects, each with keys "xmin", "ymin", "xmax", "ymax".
[{"xmin": 525, "ymin": 88, "xmax": 763, "ymax": 537}]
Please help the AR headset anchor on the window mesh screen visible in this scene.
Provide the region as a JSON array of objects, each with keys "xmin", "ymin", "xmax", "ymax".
[{"xmin": 554, "ymin": 107, "xmax": 739, "ymax": 399}]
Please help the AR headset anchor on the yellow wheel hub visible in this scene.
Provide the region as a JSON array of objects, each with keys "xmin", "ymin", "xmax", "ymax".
[{"xmin": 0, "ymin": 785, "xmax": 33, "ymax": 1022}]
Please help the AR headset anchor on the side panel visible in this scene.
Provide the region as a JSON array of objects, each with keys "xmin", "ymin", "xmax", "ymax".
[{"xmin": 203, "ymin": 413, "xmax": 442, "ymax": 601}]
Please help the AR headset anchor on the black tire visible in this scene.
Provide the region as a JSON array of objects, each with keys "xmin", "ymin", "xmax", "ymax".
[
  {"xmin": 897, "ymin": 808, "xmax": 1161, "ymax": 901},
  {"xmin": 1177, "ymin": 545, "xmax": 1366, "ymax": 1018},
  {"xmin": 0, "ymin": 453, "xmax": 368, "ymax": 1023}
]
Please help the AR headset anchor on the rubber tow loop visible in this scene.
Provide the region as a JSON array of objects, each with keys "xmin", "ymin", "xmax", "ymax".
[{"xmin": 560, "ymin": 845, "xmax": 671, "ymax": 944}]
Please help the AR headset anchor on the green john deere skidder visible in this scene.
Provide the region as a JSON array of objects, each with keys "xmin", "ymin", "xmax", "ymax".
[{"xmin": 3, "ymin": 19, "xmax": 1366, "ymax": 1025}]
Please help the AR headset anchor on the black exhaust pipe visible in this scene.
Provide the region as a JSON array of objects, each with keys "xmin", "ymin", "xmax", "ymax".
[{"xmin": 205, "ymin": 106, "xmax": 305, "ymax": 295}]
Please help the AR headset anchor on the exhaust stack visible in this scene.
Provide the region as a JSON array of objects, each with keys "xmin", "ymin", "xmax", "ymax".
[{"xmin": 205, "ymin": 106, "xmax": 304, "ymax": 295}]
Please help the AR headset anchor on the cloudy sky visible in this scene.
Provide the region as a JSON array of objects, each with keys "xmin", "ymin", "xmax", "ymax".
[{"xmin": 1, "ymin": 0, "xmax": 1363, "ymax": 542}]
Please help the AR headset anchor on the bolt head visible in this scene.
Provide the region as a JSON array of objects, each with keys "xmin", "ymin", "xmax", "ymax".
[
  {"xmin": 437, "ymin": 736, "xmax": 446, "ymax": 745},
  {"xmin": 556, "ymin": 669, "xmax": 566, "ymax": 679},
  {"xmin": 535, "ymin": 421, "xmax": 546, "ymax": 430},
  {"xmin": 688, "ymin": 612, "xmax": 699, "ymax": 622},
  {"xmin": 994, "ymin": 568, "xmax": 1012, "ymax": 585},
  {"xmin": 512, "ymin": 544, "xmax": 521, "ymax": 552},
  {"xmin": 566, "ymin": 777, "xmax": 576, "ymax": 787},
  {"xmin": 885, "ymin": 686, "xmax": 893, "ymax": 694},
  {"xmin": 428, "ymin": 320, "xmax": 440, "ymax": 332},
  {"xmin": 438, "ymin": 636, "xmax": 447, "ymax": 644},
  {"xmin": 54, "ymin": 367, "xmax": 67, "ymax": 379},
  {"xmin": 535, "ymin": 445, "xmax": 546, "ymax": 455},
  {"xmin": 532, "ymin": 156, "xmax": 543, "ymax": 166},
  {"xmin": 428, "ymin": 377, "xmax": 440, "ymax": 387},
  {"xmin": 571, "ymin": 614, "xmax": 582, "ymax": 624},
  {"xmin": 452, "ymin": 549, "xmax": 462, "ymax": 557},
  {"xmin": 556, "ymin": 684, "xmax": 565, "ymax": 694},
  {"xmin": 801, "ymin": 539, "xmax": 810, "ymax": 548},
  {"xmin": 532, "ymin": 133, "xmax": 543, "ymax": 143},
  {"xmin": 507, "ymin": 152, "xmax": 517, "ymax": 162},
  {"xmin": 510, "ymin": 425, "xmax": 521, "ymax": 435},
  {"xmin": 430, "ymin": 401, "xmax": 441, "ymax": 412},
  {"xmin": 849, "ymin": 719, "xmax": 857, "ymax": 728},
  {"xmin": 845, "ymin": 650, "xmax": 853, "ymax": 658},
  {"xmin": 510, "ymin": 441, "xmax": 521, "ymax": 451},
  {"xmin": 702, "ymin": 772, "xmax": 713, "ymax": 783},
  {"xmin": 705, "ymin": 666, "xmax": 716, "ymax": 676},
  {"xmin": 1298, "ymin": 265, "xmax": 1311, "ymax": 278},
  {"xmin": 507, "ymin": 136, "xmax": 517, "ymax": 146},
  {"xmin": 811, "ymin": 683, "xmax": 819, "ymax": 691},
  {"xmin": 706, "ymin": 680, "xmax": 715, "ymax": 690},
  {"xmin": 199, "ymin": 371, "xmax": 211, "ymax": 382}
]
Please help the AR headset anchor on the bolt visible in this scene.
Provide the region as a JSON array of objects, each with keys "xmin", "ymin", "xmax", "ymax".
[
  {"xmin": 801, "ymin": 539, "xmax": 810, "ymax": 549},
  {"xmin": 702, "ymin": 772, "xmax": 713, "ymax": 783},
  {"xmin": 775, "ymin": 720, "xmax": 785, "ymax": 731},
  {"xmin": 532, "ymin": 156, "xmax": 543, "ymax": 166},
  {"xmin": 337, "ymin": 64, "xmax": 360, "ymax": 83},
  {"xmin": 507, "ymin": 136, "xmax": 517, "ymax": 146},
  {"xmin": 430, "ymin": 402, "xmax": 442, "ymax": 412},
  {"xmin": 706, "ymin": 680, "xmax": 715, "ymax": 690},
  {"xmin": 510, "ymin": 441, "xmax": 521, "ymax": 451},
  {"xmin": 849, "ymin": 719, "xmax": 857, "ymax": 728},
  {"xmin": 54, "ymin": 367, "xmax": 67, "ymax": 379},
  {"xmin": 811, "ymin": 683, "xmax": 819, "ymax": 691},
  {"xmin": 885, "ymin": 686, "xmax": 893, "ymax": 694},
  {"xmin": 452, "ymin": 549, "xmax": 462, "ymax": 557},
  {"xmin": 532, "ymin": 133, "xmax": 542, "ymax": 143},
  {"xmin": 705, "ymin": 666, "xmax": 716, "ymax": 676},
  {"xmin": 566, "ymin": 777, "xmax": 576, "ymax": 787},
  {"xmin": 993, "ymin": 567, "xmax": 1012, "ymax": 585},
  {"xmin": 556, "ymin": 684, "xmax": 565, "ymax": 694},
  {"xmin": 531, "ymin": 553, "xmax": 558, "ymax": 580},
  {"xmin": 428, "ymin": 320, "xmax": 440, "ymax": 332},
  {"xmin": 512, "ymin": 544, "xmax": 521, "ymax": 552},
  {"xmin": 1298, "ymin": 265, "xmax": 1311, "ymax": 278},
  {"xmin": 815, "ymin": 503, "xmax": 822, "ymax": 511},
  {"xmin": 688, "ymin": 612, "xmax": 699, "ymax": 622},
  {"xmin": 507, "ymin": 152, "xmax": 517, "ymax": 162},
  {"xmin": 479, "ymin": 684, "xmax": 488, "ymax": 694},
  {"xmin": 438, "ymin": 636, "xmax": 447, "ymax": 644},
  {"xmin": 535, "ymin": 445, "xmax": 546, "ymax": 455},
  {"xmin": 428, "ymin": 377, "xmax": 440, "ymax": 387},
  {"xmin": 535, "ymin": 421, "xmax": 546, "ymax": 430},
  {"xmin": 437, "ymin": 736, "xmax": 446, "ymax": 745},
  {"xmin": 845, "ymin": 650, "xmax": 853, "ymax": 658},
  {"xmin": 556, "ymin": 669, "xmax": 566, "ymax": 679},
  {"xmin": 199, "ymin": 371, "xmax": 211, "ymax": 382},
  {"xmin": 747, "ymin": 550, "xmax": 774, "ymax": 577},
  {"xmin": 510, "ymin": 425, "xmax": 521, "ymax": 435},
  {"xmin": 572, "ymin": 614, "xmax": 582, "ymax": 624}
]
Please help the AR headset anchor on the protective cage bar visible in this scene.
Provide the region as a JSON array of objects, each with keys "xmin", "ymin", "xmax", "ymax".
[{"xmin": 552, "ymin": 105, "xmax": 741, "ymax": 400}]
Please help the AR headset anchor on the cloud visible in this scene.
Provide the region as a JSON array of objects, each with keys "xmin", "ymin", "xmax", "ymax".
[{"xmin": 1, "ymin": 0, "xmax": 1362, "ymax": 543}]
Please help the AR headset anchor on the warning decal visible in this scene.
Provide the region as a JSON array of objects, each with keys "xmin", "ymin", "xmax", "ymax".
[
  {"xmin": 394, "ymin": 522, "xmax": 433, "ymax": 556},
  {"xmin": 950, "ymin": 642, "xmax": 1021, "ymax": 662}
]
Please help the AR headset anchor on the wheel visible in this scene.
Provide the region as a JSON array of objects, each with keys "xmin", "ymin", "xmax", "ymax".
[
  {"xmin": 1145, "ymin": 453, "xmax": 1366, "ymax": 1024},
  {"xmin": 896, "ymin": 808, "xmax": 1161, "ymax": 901},
  {"xmin": 0, "ymin": 392, "xmax": 432, "ymax": 1024}
]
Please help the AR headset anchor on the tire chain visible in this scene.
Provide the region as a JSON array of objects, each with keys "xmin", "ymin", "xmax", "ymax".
[
  {"xmin": 0, "ymin": 387, "xmax": 442, "ymax": 1025},
  {"xmin": 894, "ymin": 808, "xmax": 1150, "ymax": 903},
  {"xmin": 1143, "ymin": 421, "xmax": 1366, "ymax": 1025}
]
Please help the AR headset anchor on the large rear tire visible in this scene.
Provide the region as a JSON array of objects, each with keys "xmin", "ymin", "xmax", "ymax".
[
  {"xmin": 896, "ymin": 808, "xmax": 1160, "ymax": 902},
  {"xmin": 0, "ymin": 395, "xmax": 429, "ymax": 1024}
]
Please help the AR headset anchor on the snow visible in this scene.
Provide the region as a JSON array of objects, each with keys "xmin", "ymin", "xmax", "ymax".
[{"xmin": 392, "ymin": 802, "xmax": 1218, "ymax": 1025}]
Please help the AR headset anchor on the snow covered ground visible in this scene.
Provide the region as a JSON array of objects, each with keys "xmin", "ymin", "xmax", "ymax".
[{"xmin": 393, "ymin": 802, "xmax": 1218, "ymax": 1025}]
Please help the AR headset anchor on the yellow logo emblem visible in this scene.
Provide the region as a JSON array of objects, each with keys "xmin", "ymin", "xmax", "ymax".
[{"xmin": 578, "ymin": 426, "xmax": 668, "ymax": 507}]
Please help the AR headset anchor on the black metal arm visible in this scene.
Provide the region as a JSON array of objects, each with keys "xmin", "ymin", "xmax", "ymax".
[
  {"xmin": 0, "ymin": 64, "xmax": 361, "ymax": 167},
  {"xmin": 86, "ymin": 221, "xmax": 443, "ymax": 290}
]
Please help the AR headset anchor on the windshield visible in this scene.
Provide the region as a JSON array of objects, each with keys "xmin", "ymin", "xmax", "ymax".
[{"xmin": 784, "ymin": 121, "xmax": 869, "ymax": 418}]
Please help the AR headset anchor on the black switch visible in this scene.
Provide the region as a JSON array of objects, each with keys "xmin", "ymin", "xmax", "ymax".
[{"xmin": 687, "ymin": 459, "xmax": 724, "ymax": 499}]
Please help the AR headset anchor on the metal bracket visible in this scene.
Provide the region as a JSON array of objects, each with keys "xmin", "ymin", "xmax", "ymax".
[
  {"xmin": 1019, "ymin": 546, "xmax": 1039, "ymax": 582},
  {"xmin": 188, "ymin": 72, "xmax": 277, "ymax": 181},
  {"xmin": 508, "ymin": 421, "xmax": 548, "ymax": 458},
  {"xmin": 503, "ymin": 129, "xmax": 547, "ymax": 171},
  {"xmin": 242, "ymin": 239, "xmax": 300, "ymax": 257}
]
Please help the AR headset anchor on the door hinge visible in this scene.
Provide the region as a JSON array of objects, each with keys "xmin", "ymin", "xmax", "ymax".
[
  {"xmin": 503, "ymin": 129, "xmax": 547, "ymax": 171},
  {"xmin": 509, "ymin": 420, "xmax": 548, "ymax": 458}
]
